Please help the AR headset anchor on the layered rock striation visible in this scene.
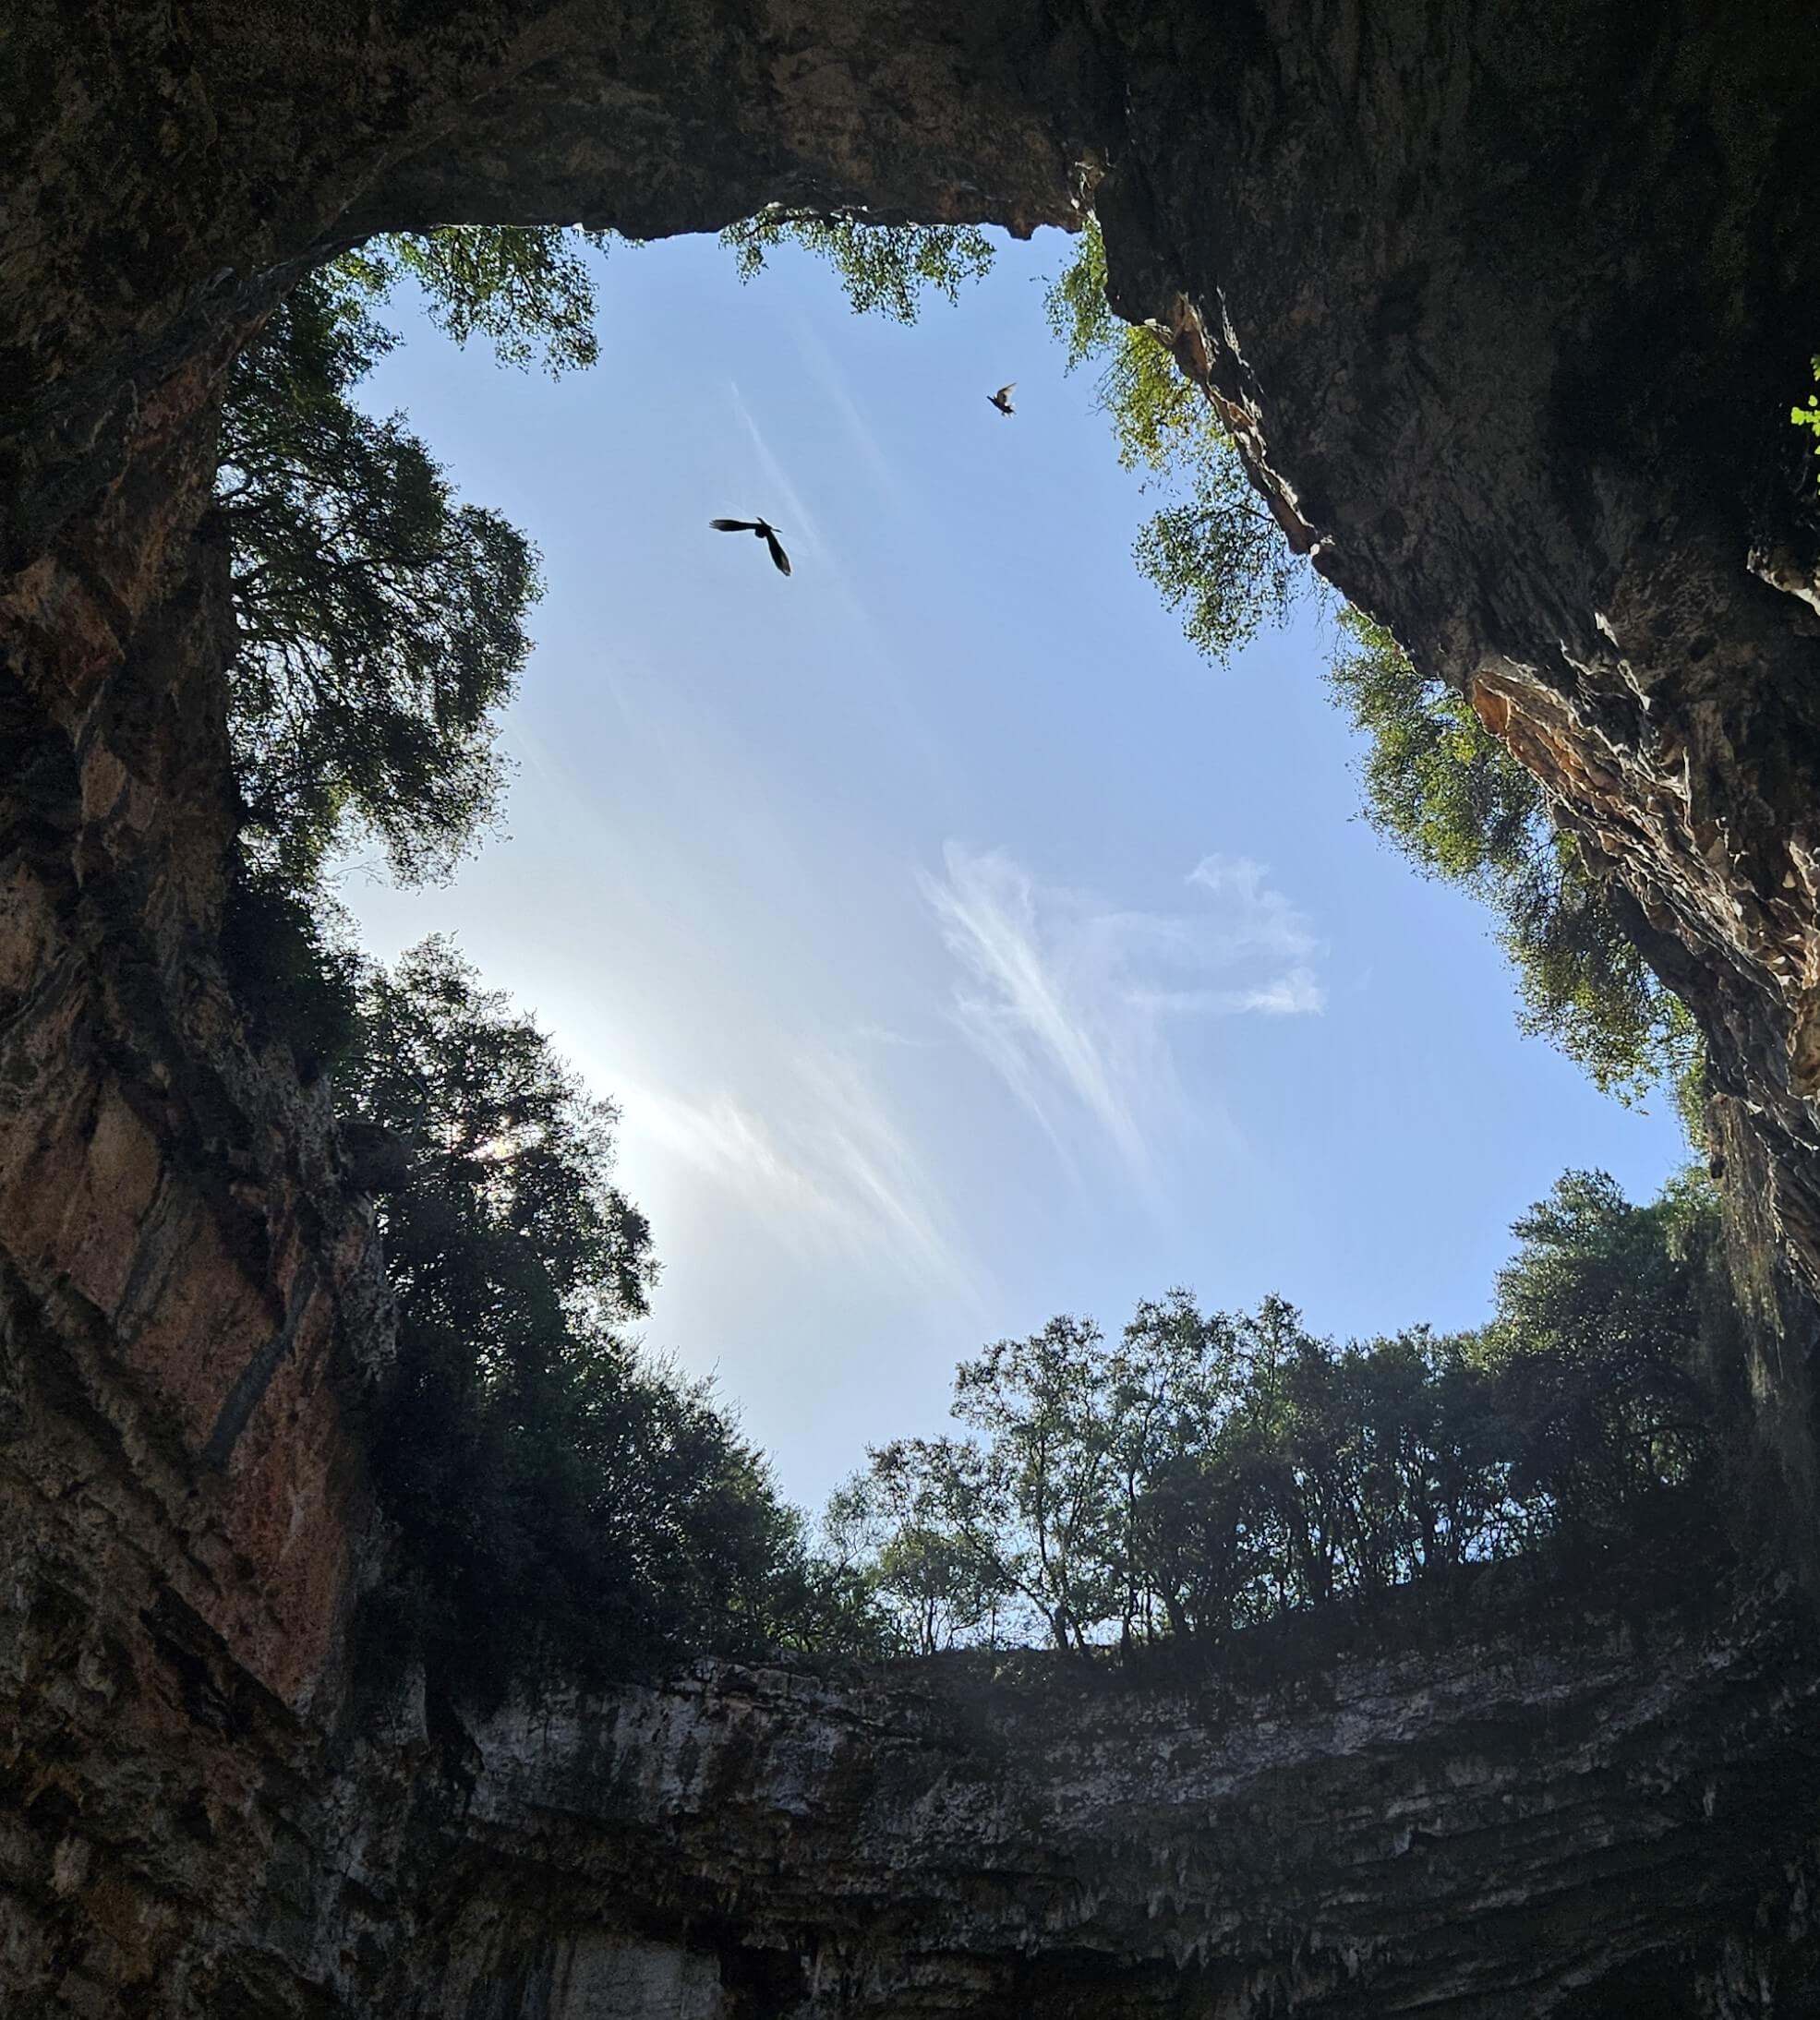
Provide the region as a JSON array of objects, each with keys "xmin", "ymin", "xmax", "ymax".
[
  {"xmin": 427, "ymin": 1568, "xmax": 1820, "ymax": 2018},
  {"xmin": 6, "ymin": 1, "xmax": 1820, "ymax": 2012},
  {"xmin": 11, "ymin": 1538, "xmax": 1820, "ymax": 2015}
]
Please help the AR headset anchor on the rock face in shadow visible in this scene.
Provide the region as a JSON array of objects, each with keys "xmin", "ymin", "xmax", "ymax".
[
  {"xmin": 10, "ymin": 1538, "xmax": 1820, "ymax": 2017},
  {"xmin": 5, "ymin": 0, "xmax": 1820, "ymax": 2012},
  {"xmin": 428, "ymin": 1569, "xmax": 1820, "ymax": 2020}
]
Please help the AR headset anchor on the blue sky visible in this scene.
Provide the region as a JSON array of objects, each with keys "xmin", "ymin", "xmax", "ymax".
[{"xmin": 340, "ymin": 228, "xmax": 1685, "ymax": 1510}]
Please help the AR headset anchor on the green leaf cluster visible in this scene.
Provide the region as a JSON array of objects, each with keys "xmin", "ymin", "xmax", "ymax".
[
  {"xmin": 1043, "ymin": 217, "xmax": 1206, "ymax": 475},
  {"xmin": 218, "ymin": 264, "xmax": 540, "ymax": 895},
  {"xmin": 721, "ymin": 210, "xmax": 994, "ymax": 323},
  {"xmin": 1792, "ymin": 356, "xmax": 1820, "ymax": 456},
  {"xmin": 342, "ymin": 940, "xmax": 891, "ymax": 1697},
  {"xmin": 831, "ymin": 1169, "xmax": 1723, "ymax": 1654},
  {"xmin": 1327, "ymin": 606, "xmax": 1703, "ymax": 1117},
  {"xmin": 1045, "ymin": 220, "xmax": 1294, "ymax": 665},
  {"xmin": 338, "ymin": 225, "xmax": 615, "ymax": 376}
]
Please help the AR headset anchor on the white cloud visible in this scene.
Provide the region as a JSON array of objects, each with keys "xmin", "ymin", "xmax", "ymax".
[
  {"xmin": 724, "ymin": 373, "xmax": 942, "ymax": 781},
  {"xmin": 727, "ymin": 378, "xmax": 828, "ymax": 570},
  {"xmin": 1187, "ymin": 853, "xmax": 1323, "ymax": 967},
  {"xmin": 1220, "ymin": 968, "xmax": 1325, "ymax": 1016},
  {"xmin": 922, "ymin": 843, "xmax": 1324, "ymax": 1184},
  {"xmin": 624, "ymin": 1080, "xmax": 813, "ymax": 1204},
  {"xmin": 618, "ymin": 1045, "xmax": 981, "ymax": 1307}
]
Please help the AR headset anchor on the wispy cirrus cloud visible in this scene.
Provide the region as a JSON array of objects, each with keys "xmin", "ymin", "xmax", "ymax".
[
  {"xmin": 727, "ymin": 378, "xmax": 829, "ymax": 571},
  {"xmin": 922, "ymin": 844, "xmax": 1324, "ymax": 1184},
  {"xmin": 724, "ymin": 373, "xmax": 942, "ymax": 778},
  {"xmin": 620, "ymin": 1042, "xmax": 982, "ymax": 1308}
]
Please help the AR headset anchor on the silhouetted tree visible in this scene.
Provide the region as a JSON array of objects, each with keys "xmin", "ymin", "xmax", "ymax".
[
  {"xmin": 218, "ymin": 270, "xmax": 538, "ymax": 896},
  {"xmin": 832, "ymin": 1171, "xmax": 1724, "ymax": 1654},
  {"xmin": 341, "ymin": 940, "xmax": 874, "ymax": 1694}
]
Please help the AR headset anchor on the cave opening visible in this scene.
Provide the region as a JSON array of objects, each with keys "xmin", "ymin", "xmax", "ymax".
[
  {"xmin": 6, "ymin": 2, "xmax": 1820, "ymax": 2011},
  {"xmin": 298, "ymin": 216, "xmax": 1691, "ymax": 1520}
]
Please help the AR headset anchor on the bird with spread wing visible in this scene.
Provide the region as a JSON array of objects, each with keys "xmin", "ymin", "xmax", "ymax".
[
  {"xmin": 987, "ymin": 383, "xmax": 1016, "ymax": 415},
  {"xmin": 710, "ymin": 517, "xmax": 791, "ymax": 575}
]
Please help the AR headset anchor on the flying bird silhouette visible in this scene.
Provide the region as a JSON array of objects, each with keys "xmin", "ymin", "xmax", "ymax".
[
  {"xmin": 987, "ymin": 383, "xmax": 1016, "ymax": 415},
  {"xmin": 710, "ymin": 517, "xmax": 791, "ymax": 575}
]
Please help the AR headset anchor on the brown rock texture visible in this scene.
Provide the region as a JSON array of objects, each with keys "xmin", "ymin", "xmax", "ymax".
[
  {"xmin": 5, "ymin": 0, "xmax": 1820, "ymax": 2012},
  {"xmin": 9, "ymin": 1540, "xmax": 1820, "ymax": 2017},
  {"xmin": 425, "ymin": 1567, "xmax": 1820, "ymax": 2019}
]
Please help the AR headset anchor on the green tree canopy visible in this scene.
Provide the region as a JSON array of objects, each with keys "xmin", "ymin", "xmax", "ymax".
[
  {"xmin": 721, "ymin": 210, "xmax": 995, "ymax": 322},
  {"xmin": 218, "ymin": 267, "xmax": 540, "ymax": 895},
  {"xmin": 828, "ymin": 1169, "xmax": 1724, "ymax": 1656},
  {"xmin": 1327, "ymin": 607, "xmax": 1703, "ymax": 1116},
  {"xmin": 339, "ymin": 939, "xmax": 879, "ymax": 1694},
  {"xmin": 1045, "ymin": 219, "xmax": 1296, "ymax": 663},
  {"xmin": 823, "ymin": 1452, "xmax": 1006, "ymax": 1657},
  {"xmin": 338, "ymin": 224, "xmax": 614, "ymax": 374},
  {"xmin": 1476, "ymin": 1167, "xmax": 1722, "ymax": 1527}
]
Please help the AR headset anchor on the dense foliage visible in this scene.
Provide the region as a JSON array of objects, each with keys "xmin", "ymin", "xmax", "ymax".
[
  {"xmin": 218, "ymin": 268, "xmax": 539, "ymax": 896},
  {"xmin": 1327, "ymin": 608, "xmax": 1703, "ymax": 1117},
  {"xmin": 338, "ymin": 225, "xmax": 614, "ymax": 375},
  {"xmin": 341, "ymin": 940, "xmax": 887, "ymax": 1695},
  {"xmin": 829, "ymin": 1168, "xmax": 1724, "ymax": 1654},
  {"xmin": 1044, "ymin": 222, "xmax": 1296, "ymax": 661},
  {"xmin": 1794, "ymin": 357, "xmax": 1820, "ymax": 456},
  {"xmin": 721, "ymin": 210, "xmax": 995, "ymax": 322}
]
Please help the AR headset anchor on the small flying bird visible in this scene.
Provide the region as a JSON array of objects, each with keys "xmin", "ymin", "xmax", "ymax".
[
  {"xmin": 987, "ymin": 382, "xmax": 1016, "ymax": 416},
  {"xmin": 710, "ymin": 517, "xmax": 791, "ymax": 576}
]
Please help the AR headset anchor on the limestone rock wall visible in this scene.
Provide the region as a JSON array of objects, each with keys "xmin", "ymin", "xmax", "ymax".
[
  {"xmin": 426, "ymin": 1574, "xmax": 1820, "ymax": 2019},
  {"xmin": 9, "ymin": 1533, "xmax": 1820, "ymax": 2015}
]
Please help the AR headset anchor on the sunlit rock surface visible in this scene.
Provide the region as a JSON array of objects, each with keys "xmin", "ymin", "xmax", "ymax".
[{"xmin": 5, "ymin": 1, "xmax": 1820, "ymax": 2011}]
